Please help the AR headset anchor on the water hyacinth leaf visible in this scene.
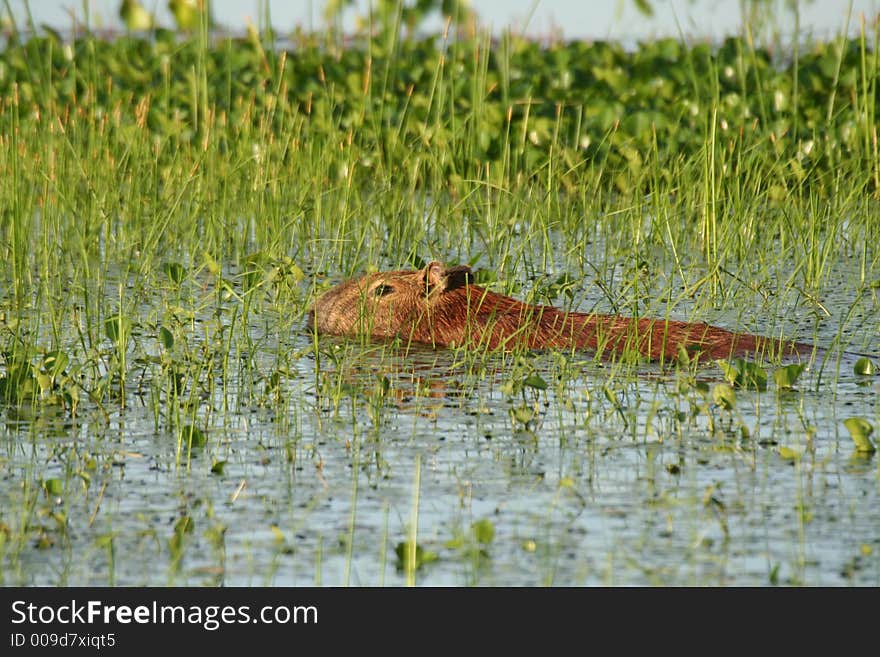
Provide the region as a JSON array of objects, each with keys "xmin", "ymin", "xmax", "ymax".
[
  {"xmin": 182, "ymin": 424, "xmax": 207, "ymax": 448},
  {"xmin": 471, "ymin": 518, "xmax": 495, "ymax": 545},
  {"xmin": 42, "ymin": 351, "xmax": 69, "ymax": 378},
  {"xmin": 522, "ymin": 374, "xmax": 547, "ymax": 390},
  {"xmin": 42, "ymin": 478, "xmax": 63, "ymax": 496},
  {"xmin": 511, "ymin": 404, "xmax": 536, "ymax": 425},
  {"xmin": 717, "ymin": 359, "xmax": 767, "ymax": 390},
  {"xmin": 159, "ymin": 326, "xmax": 174, "ymax": 350},
  {"xmin": 0, "ymin": 362, "xmax": 37, "ymax": 402},
  {"xmin": 444, "ymin": 535, "xmax": 465, "ymax": 550},
  {"xmin": 120, "ymin": 0, "xmax": 154, "ymax": 31},
  {"xmin": 104, "ymin": 314, "xmax": 131, "ymax": 343},
  {"xmin": 713, "ymin": 383, "xmax": 736, "ymax": 410},
  {"xmin": 95, "ymin": 533, "xmax": 116, "ymax": 549},
  {"xmin": 737, "ymin": 360, "xmax": 768, "ymax": 390},
  {"xmin": 281, "ymin": 258, "xmax": 305, "ymax": 282},
  {"xmin": 774, "ymin": 363, "xmax": 806, "ymax": 390},
  {"xmin": 202, "ymin": 250, "xmax": 222, "ymax": 277},
  {"xmin": 162, "ymin": 261, "xmax": 186, "ymax": 284},
  {"xmin": 843, "ymin": 417, "xmax": 875, "ymax": 453},
  {"xmin": 36, "ymin": 373, "xmax": 52, "ymax": 393},
  {"xmin": 394, "ymin": 541, "xmax": 438, "ymax": 570},
  {"xmin": 854, "ymin": 357, "xmax": 875, "ymax": 376},
  {"xmin": 633, "ymin": 0, "xmax": 655, "ymax": 16},
  {"xmin": 717, "ymin": 359, "xmax": 739, "ymax": 385}
]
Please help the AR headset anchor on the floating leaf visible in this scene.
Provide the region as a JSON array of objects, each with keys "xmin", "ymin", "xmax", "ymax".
[
  {"xmin": 3, "ymin": 367, "xmax": 36, "ymax": 401},
  {"xmin": 471, "ymin": 518, "xmax": 495, "ymax": 545},
  {"xmin": 737, "ymin": 360, "xmax": 767, "ymax": 390},
  {"xmin": 444, "ymin": 535, "xmax": 465, "ymax": 550},
  {"xmin": 120, "ymin": 0, "xmax": 154, "ymax": 31},
  {"xmin": 182, "ymin": 425, "xmax": 207, "ymax": 448},
  {"xmin": 854, "ymin": 357, "xmax": 875, "ymax": 376},
  {"xmin": 633, "ymin": 0, "xmax": 655, "ymax": 17},
  {"xmin": 717, "ymin": 358, "xmax": 767, "ymax": 390},
  {"xmin": 202, "ymin": 250, "xmax": 222, "ymax": 277},
  {"xmin": 394, "ymin": 540, "xmax": 438, "ymax": 570},
  {"xmin": 211, "ymin": 460, "xmax": 226, "ymax": 475},
  {"xmin": 159, "ymin": 326, "xmax": 174, "ymax": 350},
  {"xmin": 676, "ymin": 343, "xmax": 696, "ymax": 366},
  {"xmin": 42, "ymin": 478, "xmax": 63, "ymax": 496},
  {"xmin": 712, "ymin": 383, "xmax": 736, "ymax": 410},
  {"xmin": 95, "ymin": 533, "xmax": 116, "ymax": 549},
  {"xmin": 42, "ymin": 351, "xmax": 69, "ymax": 379},
  {"xmin": 278, "ymin": 256, "xmax": 305, "ymax": 282},
  {"xmin": 774, "ymin": 363, "xmax": 806, "ymax": 390},
  {"xmin": 717, "ymin": 360, "xmax": 739, "ymax": 385},
  {"xmin": 522, "ymin": 374, "xmax": 547, "ymax": 390},
  {"xmin": 162, "ymin": 261, "xmax": 186, "ymax": 284},
  {"xmin": 843, "ymin": 417, "xmax": 875, "ymax": 453},
  {"xmin": 36, "ymin": 373, "xmax": 52, "ymax": 393},
  {"xmin": 510, "ymin": 404, "xmax": 536, "ymax": 425}
]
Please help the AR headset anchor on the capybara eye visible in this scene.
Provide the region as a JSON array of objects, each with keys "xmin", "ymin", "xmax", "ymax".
[{"xmin": 373, "ymin": 283, "xmax": 394, "ymax": 297}]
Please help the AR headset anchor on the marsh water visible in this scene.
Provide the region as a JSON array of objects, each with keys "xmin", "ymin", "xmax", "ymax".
[{"xmin": 1, "ymin": 251, "xmax": 878, "ymax": 587}]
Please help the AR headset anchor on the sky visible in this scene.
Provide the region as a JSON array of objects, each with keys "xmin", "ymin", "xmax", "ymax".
[{"xmin": 7, "ymin": 0, "xmax": 880, "ymax": 41}]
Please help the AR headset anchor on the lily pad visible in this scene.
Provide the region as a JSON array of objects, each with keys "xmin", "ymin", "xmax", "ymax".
[
  {"xmin": 843, "ymin": 417, "xmax": 875, "ymax": 454},
  {"xmin": 854, "ymin": 357, "xmax": 875, "ymax": 376},
  {"xmin": 471, "ymin": 518, "xmax": 495, "ymax": 545},
  {"xmin": 774, "ymin": 363, "xmax": 806, "ymax": 390}
]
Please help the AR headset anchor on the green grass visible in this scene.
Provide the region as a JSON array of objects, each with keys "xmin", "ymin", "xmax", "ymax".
[{"xmin": 0, "ymin": 4, "xmax": 878, "ymax": 586}]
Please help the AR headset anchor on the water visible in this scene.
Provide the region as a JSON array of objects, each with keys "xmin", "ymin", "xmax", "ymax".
[{"xmin": 0, "ymin": 253, "xmax": 878, "ymax": 586}]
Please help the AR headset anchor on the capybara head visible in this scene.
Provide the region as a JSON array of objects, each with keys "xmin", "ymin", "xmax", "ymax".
[{"xmin": 308, "ymin": 261, "xmax": 476, "ymax": 346}]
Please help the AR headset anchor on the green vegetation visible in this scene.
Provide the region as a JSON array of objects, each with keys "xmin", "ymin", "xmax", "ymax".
[
  {"xmin": 0, "ymin": 1, "xmax": 878, "ymax": 586},
  {"xmin": 1, "ymin": 4, "xmax": 877, "ymax": 398}
]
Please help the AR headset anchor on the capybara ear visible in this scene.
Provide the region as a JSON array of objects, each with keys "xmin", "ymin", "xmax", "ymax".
[
  {"xmin": 422, "ymin": 261, "xmax": 473, "ymax": 293},
  {"xmin": 423, "ymin": 261, "xmax": 446, "ymax": 290}
]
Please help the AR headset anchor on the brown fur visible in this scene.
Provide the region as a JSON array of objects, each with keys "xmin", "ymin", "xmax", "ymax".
[{"xmin": 308, "ymin": 261, "xmax": 815, "ymax": 362}]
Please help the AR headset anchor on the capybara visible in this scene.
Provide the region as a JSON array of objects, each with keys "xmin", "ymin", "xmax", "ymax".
[{"xmin": 308, "ymin": 261, "xmax": 817, "ymax": 362}]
